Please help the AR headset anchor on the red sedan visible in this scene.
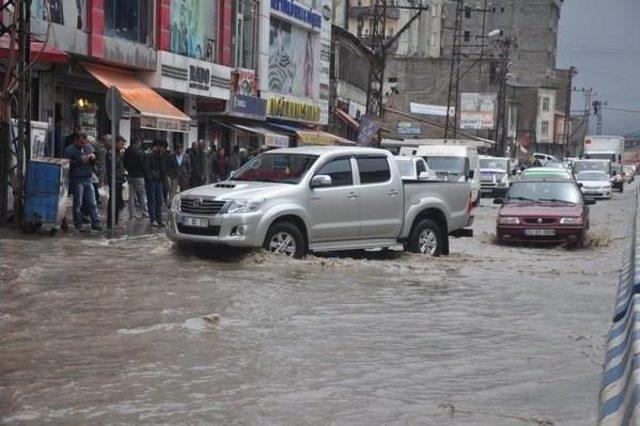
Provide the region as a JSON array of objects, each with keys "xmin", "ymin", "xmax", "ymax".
[{"xmin": 495, "ymin": 180, "xmax": 596, "ymax": 247}]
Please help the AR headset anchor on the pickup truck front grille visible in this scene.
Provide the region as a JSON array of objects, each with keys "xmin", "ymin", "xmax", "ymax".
[
  {"xmin": 180, "ymin": 198, "xmax": 226, "ymax": 215},
  {"xmin": 177, "ymin": 224, "xmax": 221, "ymax": 236}
]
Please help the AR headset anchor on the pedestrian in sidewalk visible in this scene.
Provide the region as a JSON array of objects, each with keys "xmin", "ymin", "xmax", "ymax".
[
  {"xmin": 106, "ymin": 135, "xmax": 126, "ymax": 229},
  {"xmin": 145, "ymin": 140, "xmax": 168, "ymax": 227},
  {"xmin": 123, "ymin": 136, "xmax": 149, "ymax": 219},
  {"xmin": 188, "ymin": 141, "xmax": 206, "ymax": 188},
  {"xmin": 93, "ymin": 135, "xmax": 107, "ymax": 206},
  {"xmin": 168, "ymin": 143, "xmax": 191, "ymax": 203},
  {"xmin": 64, "ymin": 133, "xmax": 102, "ymax": 233}
]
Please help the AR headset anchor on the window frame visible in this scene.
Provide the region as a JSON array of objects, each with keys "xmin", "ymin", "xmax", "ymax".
[
  {"xmin": 313, "ymin": 156, "xmax": 354, "ymax": 188},
  {"xmin": 355, "ymin": 156, "xmax": 392, "ymax": 185}
]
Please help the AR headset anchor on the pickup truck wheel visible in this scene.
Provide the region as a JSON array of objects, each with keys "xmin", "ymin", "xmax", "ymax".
[
  {"xmin": 263, "ymin": 222, "xmax": 305, "ymax": 259},
  {"xmin": 409, "ymin": 219, "xmax": 443, "ymax": 257}
]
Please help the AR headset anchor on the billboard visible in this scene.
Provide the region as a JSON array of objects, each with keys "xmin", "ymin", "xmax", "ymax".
[
  {"xmin": 269, "ymin": 17, "xmax": 317, "ymax": 98},
  {"xmin": 410, "ymin": 102, "xmax": 454, "ymax": 117},
  {"xmin": 460, "ymin": 93, "xmax": 497, "ymax": 130},
  {"xmin": 170, "ymin": 0, "xmax": 217, "ymax": 62}
]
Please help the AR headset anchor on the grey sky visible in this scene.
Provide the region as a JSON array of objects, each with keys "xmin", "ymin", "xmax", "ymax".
[{"xmin": 557, "ymin": 0, "xmax": 640, "ymax": 136}]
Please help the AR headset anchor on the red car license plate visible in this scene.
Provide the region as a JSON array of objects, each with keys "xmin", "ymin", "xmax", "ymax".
[{"xmin": 524, "ymin": 228, "xmax": 556, "ymax": 237}]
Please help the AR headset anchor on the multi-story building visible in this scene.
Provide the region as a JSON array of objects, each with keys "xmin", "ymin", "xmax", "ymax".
[{"xmin": 12, "ymin": 0, "xmax": 336, "ymax": 158}]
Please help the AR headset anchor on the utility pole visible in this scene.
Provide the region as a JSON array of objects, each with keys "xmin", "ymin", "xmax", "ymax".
[
  {"xmin": 365, "ymin": 0, "xmax": 387, "ymax": 118},
  {"xmin": 444, "ymin": 0, "xmax": 464, "ymax": 140},
  {"xmin": 493, "ymin": 36, "xmax": 515, "ymax": 156},
  {"xmin": 571, "ymin": 87, "xmax": 593, "ymax": 156},
  {"xmin": 593, "ymin": 99, "xmax": 606, "ymax": 135},
  {"xmin": 563, "ymin": 66, "xmax": 576, "ymax": 159},
  {"xmin": 0, "ymin": 0, "xmax": 31, "ymax": 226}
]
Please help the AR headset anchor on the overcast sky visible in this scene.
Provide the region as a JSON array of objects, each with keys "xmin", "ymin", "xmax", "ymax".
[{"xmin": 557, "ymin": 0, "xmax": 640, "ymax": 136}]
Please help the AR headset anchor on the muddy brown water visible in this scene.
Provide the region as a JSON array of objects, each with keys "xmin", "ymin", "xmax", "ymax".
[{"xmin": 0, "ymin": 185, "xmax": 636, "ymax": 424}]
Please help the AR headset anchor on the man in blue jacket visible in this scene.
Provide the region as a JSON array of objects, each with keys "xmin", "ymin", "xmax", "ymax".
[{"xmin": 64, "ymin": 133, "xmax": 102, "ymax": 233}]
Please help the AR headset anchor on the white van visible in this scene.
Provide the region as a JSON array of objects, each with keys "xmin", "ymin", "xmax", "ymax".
[{"xmin": 414, "ymin": 145, "xmax": 481, "ymax": 205}]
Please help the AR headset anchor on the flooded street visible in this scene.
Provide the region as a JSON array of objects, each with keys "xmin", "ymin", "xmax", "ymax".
[{"xmin": 0, "ymin": 186, "xmax": 635, "ymax": 425}]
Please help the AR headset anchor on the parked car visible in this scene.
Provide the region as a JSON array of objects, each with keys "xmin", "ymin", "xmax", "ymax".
[
  {"xmin": 575, "ymin": 171, "xmax": 612, "ymax": 199},
  {"xmin": 167, "ymin": 147, "xmax": 475, "ymax": 258},
  {"xmin": 623, "ymin": 165, "xmax": 636, "ymax": 183},
  {"xmin": 414, "ymin": 145, "xmax": 481, "ymax": 206},
  {"xmin": 533, "ymin": 153, "xmax": 558, "ymax": 165},
  {"xmin": 520, "ymin": 167, "xmax": 573, "ymax": 181},
  {"xmin": 479, "ymin": 155, "xmax": 513, "ymax": 198},
  {"xmin": 494, "ymin": 180, "xmax": 595, "ymax": 247},
  {"xmin": 393, "ymin": 156, "xmax": 436, "ymax": 181}
]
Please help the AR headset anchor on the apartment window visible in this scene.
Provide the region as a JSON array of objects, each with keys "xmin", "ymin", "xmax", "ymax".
[
  {"xmin": 170, "ymin": 0, "xmax": 217, "ymax": 62},
  {"xmin": 542, "ymin": 97, "xmax": 550, "ymax": 112},
  {"xmin": 464, "ymin": 31, "xmax": 471, "ymax": 42},
  {"xmin": 105, "ymin": 0, "xmax": 150, "ymax": 43},
  {"xmin": 233, "ymin": 0, "xmax": 258, "ymax": 69},
  {"xmin": 501, "ymin": 7, "xmax": 505, "ymax": 13},
  {"xmin": 465, "ymin": 6, "xmax": 471, "ymax": 18},
  {"xmin": 541, "ymin": 121, "xmax": 549, "ymax": 136}
]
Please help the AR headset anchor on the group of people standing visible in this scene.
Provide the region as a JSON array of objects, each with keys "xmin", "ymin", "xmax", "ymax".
[{"xmin": 63, "ymin": 126, "xmax": 250, "ymax": 234}]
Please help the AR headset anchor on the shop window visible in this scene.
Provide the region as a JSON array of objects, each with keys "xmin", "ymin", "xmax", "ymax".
[
  {"xmin": 170, "ymin": 0, "xmax": 217, "ymax": 62},
  {"xmin": 233, "ymin": 0, "xmax": 258, "ymax": 69},
  {"xmin": 31, "ymin": 0, "xmax": 87, "ymax": 30},
  {"xmin": 105, "ymin": 0, "xmax": 150, "ymax": 43}
]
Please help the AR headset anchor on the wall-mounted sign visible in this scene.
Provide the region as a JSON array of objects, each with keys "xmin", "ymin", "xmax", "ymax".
[
  {"xmin": 460, "ymin": 93, "xmax": 497, "ymax": 130},
  {"xmin": 189, "ymin": 65, "xmax": 210, "ymax": 91},
  {"xmin": 410, "ymin": 102, "xmax": 454, "ymax": 117},
  {"xmin": 396, "ymin": 121, "xmax": 422, "ymax": 135},
  {"xmin": 357, "ymin": 114, "xmax": 380, "ymax": 147},
  {"xmin": 271, "ymin": 0, "xmax": 322, "ymax": 29},
  {"xmin": 232, "ymin": 69, "xmax": 257, "ymax": 96},
  {"xmin": 229, "ymin": 93, "xmax": 267, "ymax": 120},
  {"xmin": 139, "ymin": 115, "xmax": 190, "ymax": 133},
  {"xmin": 267, "ymin": 97, "xmax": 321, "ymax": 123}
]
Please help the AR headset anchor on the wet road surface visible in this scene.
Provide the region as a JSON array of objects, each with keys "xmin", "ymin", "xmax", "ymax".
[{"xmin": 0, "ymin": 184, "xmax": 636, "ymax": 425}]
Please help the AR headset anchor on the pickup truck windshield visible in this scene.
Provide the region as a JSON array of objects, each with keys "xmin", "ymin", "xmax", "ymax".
[
  {"xmin": 506, "ymin": 181, "xmax": 582, "ymax": 204},
  {"xmin": 480, "ymin": 159, "xmax": 508, "ymax": 171},
  {"xmin": 232, "ymin": 153, "xmax": 318, "ymax": 184},
  {"xmin": 425, "ymin": 156, "xmax": 467, "ymax": 176}
]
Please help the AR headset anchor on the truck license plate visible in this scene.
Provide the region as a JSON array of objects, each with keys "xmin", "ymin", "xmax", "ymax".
[
  {"xmin": 524, "ymin": 228, "xmax": 555, "ymax": 236},
  {"xmin": 182, "ymin": 217, "xmax": 209, "ymax": 228}
]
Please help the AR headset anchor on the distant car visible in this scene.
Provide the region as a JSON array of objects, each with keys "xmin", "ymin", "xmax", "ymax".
[
  {"xmin": 479, "ymin": 155, "xmax": 513, "ymax": 198},
  {"xmin": 533, "ymin": 153, "xmax": 558, "ymax": 165},
  {"xmin": 495, "ymin": 180, "xmax": 595, "ymax": 247},
  {"xmin": 393, "ymin": 156, "xmax": 436, "ymax": 181},
  {"xmin": 520, "ymin": 167, "xmax": 573, "ymax": 181},
  {"xmin": 575, "ymin": 171, "xmax": 612, "ymax": 199},
  {"xmin": 623, "ymin": 165, "xmax": 636, "ymax": 183}
]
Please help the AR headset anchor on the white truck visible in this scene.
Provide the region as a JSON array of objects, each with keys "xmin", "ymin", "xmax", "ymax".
[
  {"xmin": 583, "ymin": 135, "xmax": 625, "ymax": 192},
  {"xmin": 167, "ymin": 146, "xmax": 475, "ymax": 258}
]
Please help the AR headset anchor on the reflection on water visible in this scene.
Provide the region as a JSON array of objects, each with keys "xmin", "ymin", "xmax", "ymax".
[{"xmin": 0, "ymin": 187, "xmax": 635, "ymax": 424}]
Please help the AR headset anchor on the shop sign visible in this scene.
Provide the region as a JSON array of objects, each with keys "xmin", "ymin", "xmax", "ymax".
[
  {"xmin": 139, "ymin": 115, "xmax": 190, "ymax": 133},
  {"xmin": 268, "ymin": 98, "xmax": 321, "ymax": 123},
  {"xmin": 229, "ymin": 93, "xmax": 267, "ymax": 120},
  {"xmin": 265, "ymin": 135, "xmax": 290, "ymax": 148},
  {"xmin": 396, "ymin": 121, "xmax": 422, "ymax": 135},
  {"xmin": 189, "ymin": 65, "xmax": 210, "ymax": 91},
  {"xmin": 232, "ymin": 69, "xmax": 257, "ymax": 96},
  {"xmin": 271, "ymin": 0, "xmax": 322, "ymax": 29},
  {"xmin": 357, "ymin": 114, "xmax": 380, "ymax": 147}
]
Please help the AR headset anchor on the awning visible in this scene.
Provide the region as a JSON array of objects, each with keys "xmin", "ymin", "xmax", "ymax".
[
  {"xmin": 0, "ymin": 34, "xmax": 68, "ymax": 63},
  {"xmin": 82, "ymin": 62, "xmax": 191, "ymax": 133},
  {"xmin": 334, "ymin": 108, "xmax": 359, "ymax": 130},
  {"xmin": 234, "ymin": 124, "xmax": 290, "ymax": 148},
  {"xmin": 269, "ymin": 123, "xmax": 356, "ymax": 146}
]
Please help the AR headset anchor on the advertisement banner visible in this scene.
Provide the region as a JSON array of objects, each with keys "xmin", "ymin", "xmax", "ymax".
[
  {"xmin": 460, "ymin": 93, "xmax": 497, "ymax": 130},
  {"xmin": 410, "ymin": 102, "xmax": 454, "ymax": 117},
  {"xmin": 269, "ymin": 17, "xmax": 317, "ymax": 98},
  {"xmin": 357, "ymin": 115, "xmax": 380, "ymax": 147},
  {"xmin": 170, "ymin": 0, "xmax": 217, "ymax": 62},
  {"xmin": 396, "ymin": 121, "xmax": 422, "ymax": 135}
]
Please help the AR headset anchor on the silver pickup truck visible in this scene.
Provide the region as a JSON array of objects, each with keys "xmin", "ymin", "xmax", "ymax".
[{"xmin": 167, "ymin": 146, "xmax": 474, "ymax": 258}]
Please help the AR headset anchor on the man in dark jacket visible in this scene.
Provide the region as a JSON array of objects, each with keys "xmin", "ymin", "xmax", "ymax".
[
  {"xmin": 64, "ymin": 132, "xmax": 102, "ymax": 233},
  {"xmin": 145, "ymin": 140, "xmax": 169, "ymax": 227},
  {"xmin": 188, "ymin": 142, "xmax": 206, "ymax": 188},
  {"xmin": 123, "ymin": 137, "xmax": 148, "ymax": 219},
  {"xmin": 168, "ymin": 143, "xmax": 191, "ymax": 203},
  {"xmin": 64, "ymin": 124, "xmax": 81, "ymax": 149},
  {"xmin": 106, "ymin": 135, "xmax": 126, "ymax": 228}
]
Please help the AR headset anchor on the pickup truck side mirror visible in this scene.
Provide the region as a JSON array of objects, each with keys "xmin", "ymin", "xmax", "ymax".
[
  {"xmin": 310, "ymin": 174, "xmax": 332, "ymax": 188},
  {"xmin": 577, "ymin": 182, "xmax": 583, "ymax": 188},
  {"xmin": 493, "ymin": 198, "xmax": 504, "ymax": 205}
]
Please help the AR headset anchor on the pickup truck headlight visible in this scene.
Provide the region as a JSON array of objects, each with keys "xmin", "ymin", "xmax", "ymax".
[
  {"xmin": 560, "ymin": 217, "xmax": 583, "ymax": 225},
  {"xmin": 225, "ymin": 199, "xmax": 265, "ymax": 214},
  {"xmin": 498, "ymin": 216, "xmax": 520, "ymax": 225},
  {"xmin": 171, "ymin": 196, "xmax": 181, "ymax": 212}
]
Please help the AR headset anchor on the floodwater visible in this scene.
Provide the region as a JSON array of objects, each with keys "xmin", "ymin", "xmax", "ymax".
[{"xmin": 0, "ymin": 185, "xmax": 636, "ymax": 425}]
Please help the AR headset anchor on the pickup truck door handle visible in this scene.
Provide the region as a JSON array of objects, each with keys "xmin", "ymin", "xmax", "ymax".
[
  {"xmin": 347, "ymin": 192, "xmax": 358, "ymax": 200},
  {"xmin": 387, "ymin": 190, "xmax": 400, "ymax": 197}
]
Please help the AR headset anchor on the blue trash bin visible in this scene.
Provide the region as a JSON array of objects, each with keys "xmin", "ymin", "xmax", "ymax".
[{"xmin": 24, "ymin": 158, "xmax": 70, "ymax": 233}]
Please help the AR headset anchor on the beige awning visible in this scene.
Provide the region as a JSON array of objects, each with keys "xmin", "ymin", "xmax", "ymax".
[
  {"xmin": 83, "ymin": 62, "xmax": 191, "ymax": 133},
  {"xmin": 234, "ymin": 124, "xmax": 290, "ymax": 148}
]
